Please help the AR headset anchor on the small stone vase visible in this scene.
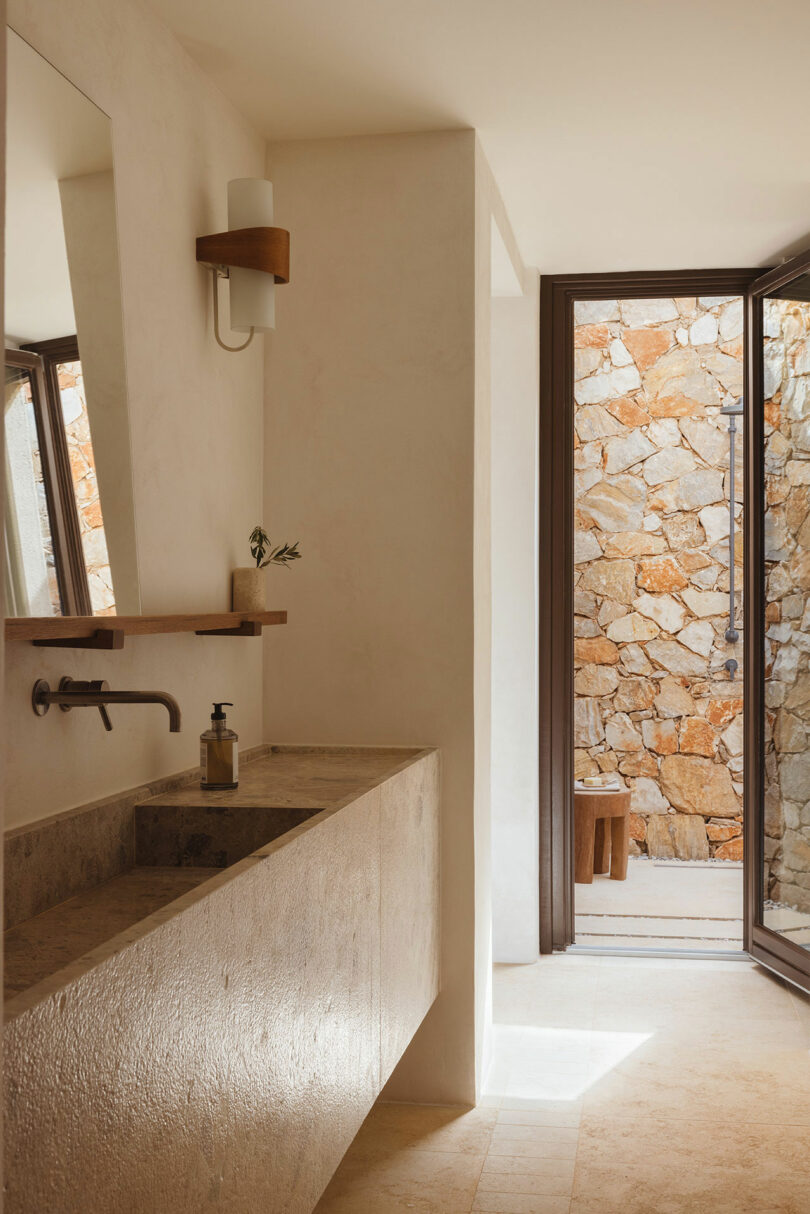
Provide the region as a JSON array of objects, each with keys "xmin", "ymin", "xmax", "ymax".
[{"xmin": 232, "ymin": 566, "xmax": 266, "ymax": 612}]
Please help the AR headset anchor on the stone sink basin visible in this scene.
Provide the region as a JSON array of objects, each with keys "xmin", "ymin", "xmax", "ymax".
[
  {"xmin": 3, "ymin": 745, "xmax": 422, "ymax": 1003},
  {"xmin": 3, "ymin": 743, "xmax": 440, "ymax": 1213}
]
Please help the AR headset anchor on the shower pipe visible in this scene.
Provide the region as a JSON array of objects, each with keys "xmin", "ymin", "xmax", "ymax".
[{"xmin": 719, "ymin": 398, "xmax": 744, "ymax": 647}]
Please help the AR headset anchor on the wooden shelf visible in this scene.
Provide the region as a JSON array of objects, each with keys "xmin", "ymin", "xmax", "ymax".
[{"xmin": 6, "ymin": 611, "xmax": 286, "ymax": 649}]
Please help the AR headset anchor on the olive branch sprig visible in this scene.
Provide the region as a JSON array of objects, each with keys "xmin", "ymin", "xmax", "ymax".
[{"xmin": 249, "ymin": 526, "xmax": 302, "ymax": 570}]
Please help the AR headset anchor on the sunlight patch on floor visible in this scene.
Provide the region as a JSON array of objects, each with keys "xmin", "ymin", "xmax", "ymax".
[{"xmin": 485, "ymin": 1023, "xmax": 653, "ymax": 1103}]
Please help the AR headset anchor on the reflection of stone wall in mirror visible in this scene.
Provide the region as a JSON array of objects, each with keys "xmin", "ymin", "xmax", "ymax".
[{"xmin": 4, "ymin": 29, "xmax": 140, "ymax": 615}]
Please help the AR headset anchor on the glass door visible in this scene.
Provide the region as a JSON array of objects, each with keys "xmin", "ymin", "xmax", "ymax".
[{"xmin": 746, "ymin": 248, "xmax": 810, "ymax": 991}]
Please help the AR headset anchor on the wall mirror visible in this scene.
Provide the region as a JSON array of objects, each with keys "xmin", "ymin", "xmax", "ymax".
[{"xmin": 4, "ymin": 29, "xmax": 140, "ymax": 617}]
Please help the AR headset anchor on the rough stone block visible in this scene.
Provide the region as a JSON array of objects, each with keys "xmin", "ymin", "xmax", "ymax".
[{"xmin": 646, "ymin": 813, "xmax": 709, "ymax": 860}]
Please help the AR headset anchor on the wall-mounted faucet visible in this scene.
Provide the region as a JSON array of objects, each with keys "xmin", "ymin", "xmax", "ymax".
[
  {"xmin": 32, "ymin": 677, "xmax": 182, "ymax": 732},
  {"xmin": 724, "ymin": 658, "xmax": 739, "ymax": 682}
]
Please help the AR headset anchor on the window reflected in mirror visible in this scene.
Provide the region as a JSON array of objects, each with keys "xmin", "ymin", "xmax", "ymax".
[{"xmin": 4, "ymin": 339, "xmax": 115, "ymax": 616}]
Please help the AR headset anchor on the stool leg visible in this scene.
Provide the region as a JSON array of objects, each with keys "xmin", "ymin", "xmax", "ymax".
[
  {"xmin": 575, "ymin": 808, "xmax": 595, "ymax": 884},
  {"xmin": 593, "ymin": 817, "xmax": 610, "ymax": 875},
  {"xmin": 610, "ymin": 814, "xmax": 629, "ymax": 881}
]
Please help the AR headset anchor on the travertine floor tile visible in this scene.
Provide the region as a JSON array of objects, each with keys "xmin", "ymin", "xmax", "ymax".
[
  {"xmin": 590, "ymin": 962, "xmax": 796, "ymax": 1033},
  {"xmin": 571, "ymin": 1115, "xmax": 810, "ymax": 1213},
  {"xmin": 580, "ymin": 1037, "xmax": 810, "ymax": 1126},
  {"xmin": 497, "ymin": 1106, "xmax": 583, "ymax": 1128},
  {"xmin": 789, "ymin": 986, "xmax": 810, "ymax": 1037},
  {"xmin": 488, "ymin": 1127, "xmax": 578, "ymax": 1159},
  {"xmin": 481, "ymin": 1155, "xmax": 576, "ymax": 1184},
  {"xmin": 472, "ymin": 1193, "xmax": 570, "ymax": 1213},
  {"xmin": 349, "ymin": 1103, "xmax": 497, "ymax": 1157},
  {"xmin": 590, "ymin": 1009, "xmax": 807, "ymax": 1047},
  {"xmin": 477, "ymin": 1157, "xmax": 575, "ymax": 1197},
  {"xmin": 314, "ymin": 1146, "xmax": 484, "ymax": 1212},
  {"xmin": 317, "ymin": 954, "xmax": 810, "ymax": 1213},
  {"xmin": 497, "ymin": 1095, "xmax": 583, "ymax": 1116}
]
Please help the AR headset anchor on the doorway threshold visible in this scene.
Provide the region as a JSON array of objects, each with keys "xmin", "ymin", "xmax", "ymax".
[{"xmin": 568, "ymin": 944, "xmax": 749, "ymax": 961}]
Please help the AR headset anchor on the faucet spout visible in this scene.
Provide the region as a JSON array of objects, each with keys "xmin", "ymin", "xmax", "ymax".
[
  {"xmin": 32, "ymin": 678, "xmax": 182, "ymax": 732},
  {"xmin": 96, "ymin": 689, "xmax": 182, "ymax": 732}
]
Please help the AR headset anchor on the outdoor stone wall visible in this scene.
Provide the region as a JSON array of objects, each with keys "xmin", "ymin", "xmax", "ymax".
[
  {"xmin": 573, "ymin": 296, "xmax": 744, "ymax": 860},
  {"xmin": 763, "ymin": 297, "xmax": 810, "ymax": 913},
  {"xmin": 59, "ymin": 360, "xmax": 116, "ymax": 615}
]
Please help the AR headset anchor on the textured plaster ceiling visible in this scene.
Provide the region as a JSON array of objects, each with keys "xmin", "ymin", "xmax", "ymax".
[{"xmin": 146, "ymin": 0, "xmax": 810, "ymax": 272}]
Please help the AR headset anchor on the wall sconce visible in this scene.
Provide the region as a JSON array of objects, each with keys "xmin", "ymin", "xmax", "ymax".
[{"xmin": 196, "ymin": 178, "xmax": 290, "ymax": 352}]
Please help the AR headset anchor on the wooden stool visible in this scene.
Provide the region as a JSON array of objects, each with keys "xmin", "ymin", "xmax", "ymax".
[{"xmin": 574, "ymin": 786, "xmax": 630, "ymax": 883}]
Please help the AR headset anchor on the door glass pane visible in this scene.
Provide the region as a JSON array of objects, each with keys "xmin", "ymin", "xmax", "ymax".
[
  {"xmin": 3, "ymin": 364, "xmax": 62, "ymax": 615},
  {"xmin": 762, "ymin": 272, "xmax": 810, "ymax": 948}
]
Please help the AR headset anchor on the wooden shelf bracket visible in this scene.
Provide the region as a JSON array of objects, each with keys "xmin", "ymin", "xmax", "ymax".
[
  {"xmin": 194, "ymin": 621, "xmax": 264, "ymax": 638},
  {"xmin": 33, "ymin": 629, "xmax": 126, "ymax": 651}
]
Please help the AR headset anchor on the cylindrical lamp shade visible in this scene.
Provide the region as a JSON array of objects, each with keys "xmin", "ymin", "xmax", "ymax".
[{"xmin": 227, "ymin": 178, "xmax": 275, "ymax": 331}]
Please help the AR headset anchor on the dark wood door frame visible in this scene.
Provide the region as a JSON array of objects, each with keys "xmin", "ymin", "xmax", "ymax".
[
  {"xmin": 538, "ymin": 268, "xmax": 764, "ymax": 954},
  {"xmin": 745, "ymin": 247, "xmax": 810, "ymax": 990}
]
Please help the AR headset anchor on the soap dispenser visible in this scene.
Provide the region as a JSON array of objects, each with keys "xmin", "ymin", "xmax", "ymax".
[{"xmin": 200, "ymin": 702, "xmax": 239, "ymax": 790}]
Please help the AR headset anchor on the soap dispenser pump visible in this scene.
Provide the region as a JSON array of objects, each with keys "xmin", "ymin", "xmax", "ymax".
[{"xmin": 200, "ymin": 702, "xmax": 239, "ymax": 790}]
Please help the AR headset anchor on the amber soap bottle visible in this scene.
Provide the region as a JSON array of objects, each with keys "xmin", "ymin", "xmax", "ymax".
[{"xmin": 200, "ymin": 702, "xmax": 239, "ymax": 790}]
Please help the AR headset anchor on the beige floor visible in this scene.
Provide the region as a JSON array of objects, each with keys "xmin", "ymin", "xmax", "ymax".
[
  {"xmin": 316, "ymin": 953, "xmax": 810, "ymax": 1213},
  {"xmin": 575, "ymin": 856, "xmax": 744, "ymax": 950}
]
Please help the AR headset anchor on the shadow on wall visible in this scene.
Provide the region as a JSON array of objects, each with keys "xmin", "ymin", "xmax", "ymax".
[{"xmin": 573, "ymin": 295, "xmax": 743, "ymax": 862}]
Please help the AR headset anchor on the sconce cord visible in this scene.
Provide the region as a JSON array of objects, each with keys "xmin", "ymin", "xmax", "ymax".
[{"xmin": 211, "ymin": 269, "xmax": 255, "ymax": 352}]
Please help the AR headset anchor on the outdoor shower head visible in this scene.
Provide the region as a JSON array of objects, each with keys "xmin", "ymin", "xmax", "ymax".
[{"xmin": 720, "ymin": 398, "xmax": 744, "ymax": 415}]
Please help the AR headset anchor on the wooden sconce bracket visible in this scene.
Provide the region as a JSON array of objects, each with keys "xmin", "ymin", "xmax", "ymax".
[{"xmin": 195, "ymin": 226, "xmax": 290, "ymax": 283}]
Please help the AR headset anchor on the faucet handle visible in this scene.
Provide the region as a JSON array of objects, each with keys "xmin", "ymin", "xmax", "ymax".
[
  {"xmin": 89, "ymin": 680, "xmax": 112, "ymax": 731},
  {"xmin": 56, "ymin": 678, "xmax": 113, "ymax": 730}
]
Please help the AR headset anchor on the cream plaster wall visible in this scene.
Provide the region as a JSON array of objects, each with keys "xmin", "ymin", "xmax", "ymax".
[
  {"xmin": 5, "ymin": 0, "xmax": 267, "ymax": 828},
  {"xmin": 261, "ymin": 131, "xmax": 525, "ymax": 1103},
  {"xmin": 470, "ymin": 163, "xmax": 540, "ymax": 1081},
  {"xmin": 263, "ymin": 129, "xmax": 479, "ymax": 1103},
  {"xmin": 490, "ymin": 280, "xmax": 540, "ymax": 963},
  {"xmin": 473, "ymin": 144, "xmax": 495, "ymax": 1097}
]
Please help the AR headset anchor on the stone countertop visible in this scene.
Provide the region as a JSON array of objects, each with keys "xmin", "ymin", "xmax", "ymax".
[
  {"xmin": 4, "ymin": 746, "xmax": 431, "ymax": 1012},
  {"xmin": 139, "ymin": 745, "xmax": 425, "ymax": 812}
]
